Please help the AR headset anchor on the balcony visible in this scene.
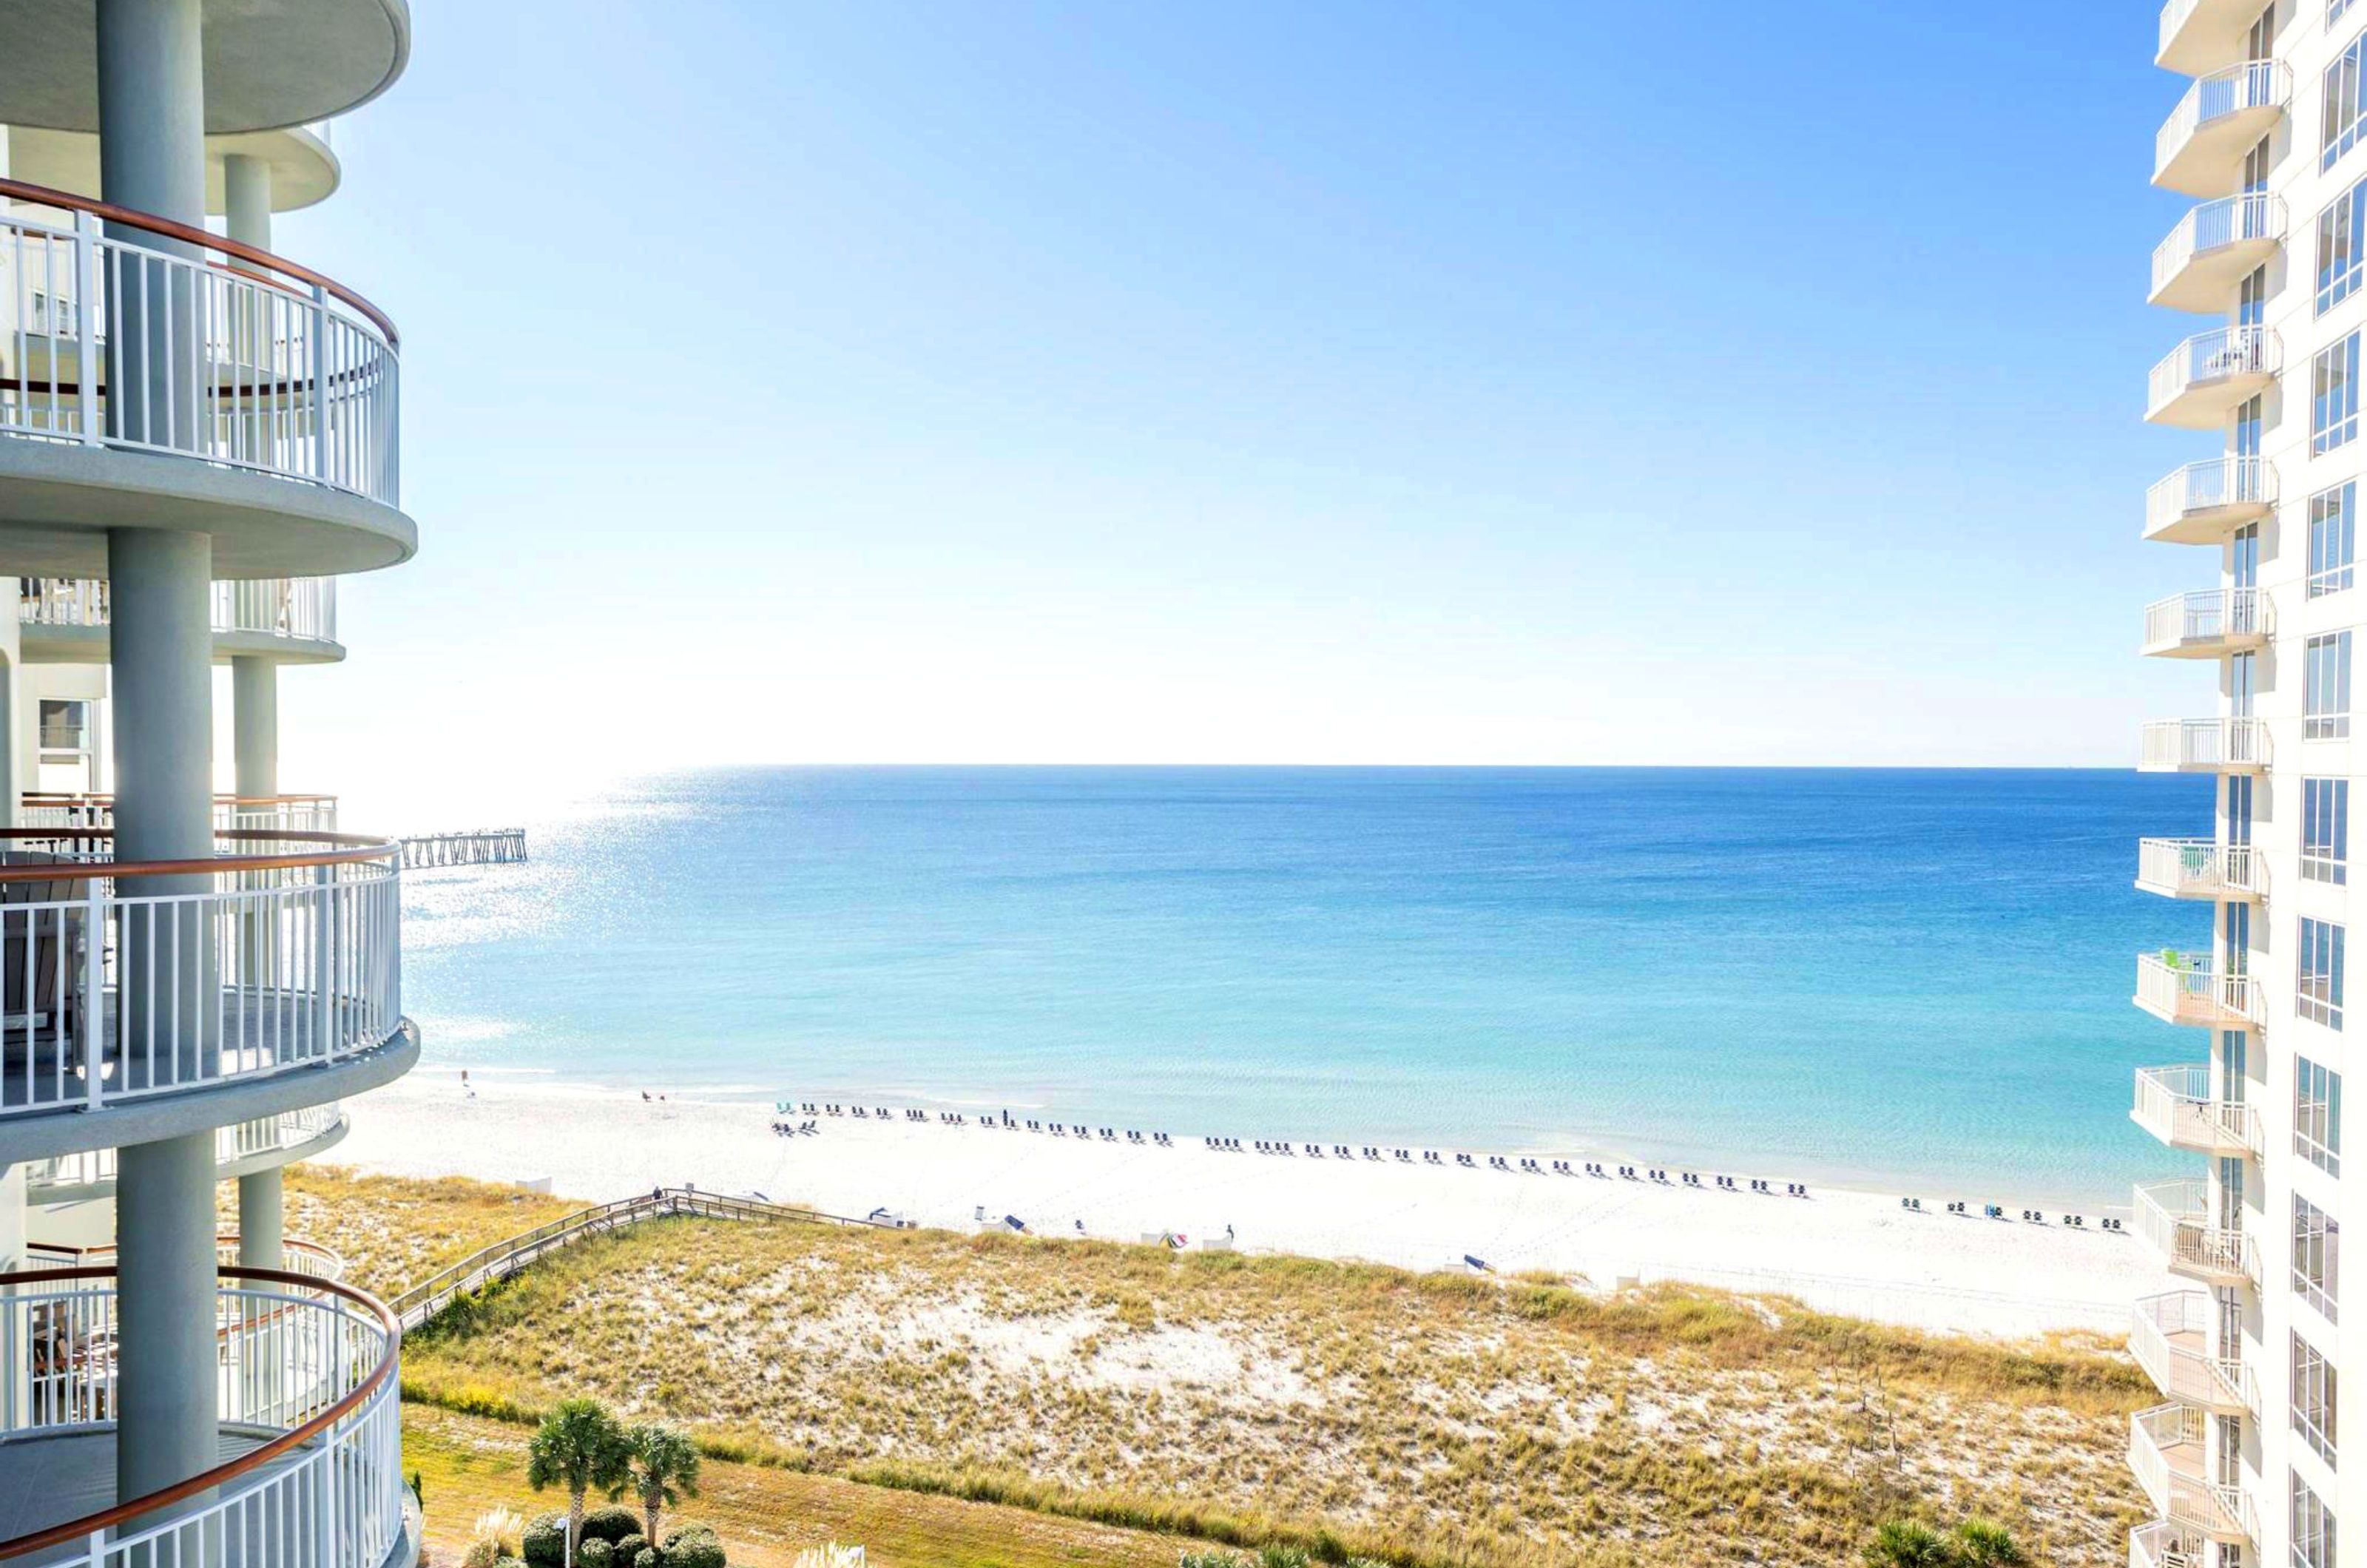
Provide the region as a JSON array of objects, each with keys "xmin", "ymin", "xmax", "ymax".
[
  {"xmin": 2135, "ymin": 953, "xmax": 2263, "ymax": 1030},
  {"xmin": 0, "ymin": 177, "xmax": 410, "ymax": 579},
  {"xmin": 2144, "ymin": 458, "xmax": 2274, "ymax": 545},
  {"xmin": 2140, "ymin": 589, "xmax": 2269, "ymax": 658},
  {"xmin": 2158, "ymin": 0, "xmax": 2272, "ymax": 75},
  {"xmin": 25, "ymin": 1233, "xmax": 344, "ymax": 1282},
  {"xmin": 2135, "ymin": 838, "xmax": 2265, "ymax": 901},
  {"xmin": 22, "ymin": 1102, "xmax": 346, "ymax": 1198},
  {"xmin": 2130, "ymin": 1521, "xmax": 2207, "ymax": 1568},
  {"xmin": 2146, "ymin": 327, "xmax": 2278, "ymax": 428},
  {"xmin": 2130, "ymin": 1291, "xmax": 2256, "ymax": 1416},
  {"xmin": 2128, "ymin": 1402, "xmax": 2258, "ymax": 1547},
  {"xmin": 2133, "ymin": 1064, "xmax": 2263, "ymax": 1158},
  {"xmin": 0, "ymin": 826, "xmax": 410, "ymax": 1168},
  {"xmin": 2138, "ymin": 718, "xmax": 2267, "ymax": 773},
  {"xmin": 2155, "ymin": 62, "xmax": 2290, "ymax": 197},
  {"xmin": 2150, "ymin": 193, "xmax": 2283, "ymax": 313},
  {"xmin": 2133, "ymin": 1178, "xmax": 2260, "ymax": 1288},
  {"xmin": 0, "ymin": 1268, "xmax": 410, "ymax": 1568},
  {"xmin": 18, "ymin": 792, "xmax": 340, "ymax": 834},
  {"xmin": 18, "ymin": 576, "xmax": 341, "ymax": 663}
]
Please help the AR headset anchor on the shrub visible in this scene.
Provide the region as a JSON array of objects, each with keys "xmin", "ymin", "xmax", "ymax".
[
  {"xmin": 521, "ymin": 1514, "xmax": 569, "ymax": 1568},
  {"xmin": 461, "ymin": 1544, "xmax": 497, "ymax": 1568},
  {"xmin": 578, "ymin": 1544, "xmax": 614, "ymax": 1568},
  {"xmin": 1257, "ymin": 1552, "xmax": 1310, "ymax": 1568},
  {"xmin": 1951, "ymin": 1522, "xmax": 2027, "ymax": 1567},
  {"xmin": 660, "ymin": 1527, "xmax": 723, "ymax": 1568},
  {"xmin": 612, "ymin": 1536, "xmax": 648, "ymax": 1567},
  {"xmin": 580, "ymin": 1510, "xmax": 640, "ymax": 1547},
  {"xmin": 1178, "ymin": 1557, "xmax": 1246, "ymax": 1568},
  {"xmin": 634, "ymin": 1552, "xmax": 658, "ymax": 1568},
  {"xmin": 1863, "ymin": 1521, "xmax": 1951, "ymax": 1568}
]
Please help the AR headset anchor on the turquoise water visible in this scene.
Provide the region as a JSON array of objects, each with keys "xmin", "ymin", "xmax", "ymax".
[{"xmin": 401, "ymin": 767, "xmax": 2215, "ymax": 1206}]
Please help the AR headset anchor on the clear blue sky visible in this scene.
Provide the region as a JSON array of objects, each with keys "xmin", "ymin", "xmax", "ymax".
[{"xmin": 260, "ymin": 0, "xmax": 2208, "ymax": 814}]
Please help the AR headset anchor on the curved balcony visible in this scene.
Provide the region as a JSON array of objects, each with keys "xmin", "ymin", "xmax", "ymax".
[
  {"xmin": 2133, "ymin": 1179, "xmax": 2260, "ymax": 1288},
  {"xmin": 2129, "ymin": 1402, "xmax": 2258, "ymax": 1547},
  {"xmin": 2141, "ymin": 589, "xmax": 2269, "ymax": 658},
  {"xmin": 2135, "ymin": 954, "xmax": 2263, "ymax": 1030},
  {"xmin": 18, "ymin": 794, "xmax": 340, "ymax": 836},
  {"xmin": 18, "ymin": 577, "xmax": 341, "ymax": 664},
  {"xmin": 2147, "ymin": 327, "xmax": 2278, "ymax": 428},
  {"xmin": 2150, "ymin": 193, "xmax": 2283, "ymax": 313},
  {"xmin": 2158, "ymin": 0, "xmax": 2270, "ymax": 75},
  {"xmin": 23, "ymin": 1104, "xmax": 346, "ymax": 1200},
  {"xmin": 2135, "ymin": 837, "xmax": 2265, "ymax": 901},
  {"xmin": 25, "ymin": 1234, "xmax": 344, "ymax": 1283},
  {"xmin": 2130, "ymin": 1291, "xmax": 2256, "ymax": 1417},
  {"xmin": 0, "ymin": 828, "xmax": 411, "ymax": 1169},
  {"xmin": 2144, "ymin": 458, "xmax": 2274, "ymax": 545},
  {"xmin": 0, "ymin": 1266, "xmax": 409, "ymax": 1568},
  {"xmin": 2138, "ymin": 717, "xmax": 2267, "ymax": 774},
  {"xmin": 2133, "ymin": 1064, "xmax": 2263, "ymax": 1157},
  {"xmin": 2155, "ymin": 62, "xmax": 2290, "ymax": 197},
  {"xmin": 0, "ymin": 178, "xmax": 410, "ymax": 579}
]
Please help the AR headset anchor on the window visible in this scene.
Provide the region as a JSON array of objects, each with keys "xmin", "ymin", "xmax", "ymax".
[
  {"xmin": 2299, "ymin": 1057, "xmax": 2345, "ymax": 1173},
  {"xmin": 2295, "ymin": 1471, "xmax": 2338, "ymax": 1568},
  {"xmin": 35, "ymin": 700, "xmax": 87, "ymax": 754},
  {"xmin": 2306, "ymin": 779, "xmax": 2351, "ymax": 885},
  {"xmin": 2324, "ymin": 182, "xmax": 2367, "ymax": 313},
  {"xmin": 2295, "ymin": 1332, "xmax": 2340, "ymax": 1466},
  {"xmin": 2343, "ymin": 1, "xmax": 2362, "ymax": 30},
  {"xmin": 2314, "ymin": 483, "xmax": 2358, "ymax": 595},
  {"xmin": 2308, "ymin": 632, "xmax": 2354, "ymax": 738},
  {"xmin": 2330, "ymin": 31, "xmax": 2367, "ymax": 171},
  {"xmin": 2297, "ymin": 1193, "xmax": 2340, "ymax": 1322},
  {"xmin": 2302, "ymin": 922, "xmax": 2349, "ymax": 1032},
  {"xmin": 2317, "ymin": 334, "xmax": 2364, "ymax": 453}
]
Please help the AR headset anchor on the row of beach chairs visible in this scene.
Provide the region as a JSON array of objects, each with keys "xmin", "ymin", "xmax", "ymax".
[{"xmin": 1905, "ymin": 1196, "xmax": 2124, "ymax": 1230}]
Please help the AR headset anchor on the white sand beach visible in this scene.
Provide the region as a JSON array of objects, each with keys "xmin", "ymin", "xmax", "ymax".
[{"xmin": 337, "ymin": 1069, "xmax": 2174, "ymax": 1339}]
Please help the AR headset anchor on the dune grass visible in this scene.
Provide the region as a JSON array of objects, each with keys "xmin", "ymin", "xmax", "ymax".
[{"xmin": 297, "ymin": 1166, "xmax": 2151, "ymax": 1567}]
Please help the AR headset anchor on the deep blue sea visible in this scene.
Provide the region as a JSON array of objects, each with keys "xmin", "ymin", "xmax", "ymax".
[{"xmin": 399, "ymin": 767, "xmax": 2215, "ymax": 1206}]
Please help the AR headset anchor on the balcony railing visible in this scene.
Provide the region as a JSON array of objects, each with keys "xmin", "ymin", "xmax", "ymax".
[
  {"xmin": 23, "ymin": 1102, "xmax": 343, "ymax": 1192},
  {"xmin": 2155, "ymin": 61, "xmax": 2291, "ymax": 194},
  {"xmin": 2133, "ymin": 1178, "xmax": 2260, "ymax": 1288},
  {"xmin": 2135, "ymin": 953, "xmax": 2263, "ymax": 1030},
  {"xmin": 2140, "ymin": 589, "xmax": 2269, "ymax": 657},
  {"xmin": 0, "ymin": 177, "xmax": 398, "ymax": 507},
  {"xmin": 2128, "ymin": 1402, "xmax": 2258, "ymax": 1545},
  {"xmin": 2135, "ymin": 837, "xmax": 2266, "ymax": 900},
  {"xmin": 2144, "ymin": 457, "xmax": 2274, "ymax": 543},
  {"xmin": 2130, "ymin": 1290, "xmax": 2256, "ymax": 1416},
  {"xmin": 2129, "ymin": 1521, "xmax": 2206, "ymax": 1568},
  {"xmin": 2151, "ymin": 192, "xmax": 2284, "ymax": 310},
  {"xmin": 0, "ymin": 828, "xmax": 402, "ymax": 1121},
  {"xmin": 2158, "ymin": 0, "xmax": 2266, "ymax": 74},
  {"xmin": 26, "ymin": 1233, "xmax": 343, "ymax": 1282},
  {"xmin": 2145, "ymin": 326, "xmax": 2279, "ymax": 425},
  {"xmin": 19, "ymin": 792, "xmax": 340, "ymax": 834},
  {"xmin": 2133, "ymin": 1064, "xmax": 2263, "ymax": 1158},
  {"xmin": 2138, "ymin": 718, "xmax": 2268, "ymax": 773},
  {"xmin": 0, "ymin": 1267, "xmax": 403, "ymax": 1568},
  {"xmin": 19, "ymin": 575, "xmax": 338, "ymax": 645}
]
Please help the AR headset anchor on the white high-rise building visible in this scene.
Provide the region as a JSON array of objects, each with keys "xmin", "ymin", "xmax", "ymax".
[{"xmin": 2135, "ymin": 4, "xmax": 2366, "ymax": 1567}]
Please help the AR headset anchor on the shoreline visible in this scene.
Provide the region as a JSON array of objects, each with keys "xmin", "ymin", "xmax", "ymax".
[{"xmin": 337, "ymin": 1070, "xmax": 2173, "ymax": 1337}]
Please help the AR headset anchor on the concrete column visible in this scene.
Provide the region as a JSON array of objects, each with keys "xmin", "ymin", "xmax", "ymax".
[
  {"xmin": 232, "ymin": 656, "xmax": 276, "ymax": 802},
  {"xmin": 236, "ymin": 1168, "xmax": 283, "ymax": 1271},
  {"xmin": 96, "ymin": 0, "xmax": 219, "ymax": 1517},
  {"xmin": 222, "ymin": 153, "xmax": 271, "ymax": 254}
]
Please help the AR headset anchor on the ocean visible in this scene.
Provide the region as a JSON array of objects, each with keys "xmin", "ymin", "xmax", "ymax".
[{"xmin": 399, "ymin": 766, "xmax": 2215, "ymax": 1207}]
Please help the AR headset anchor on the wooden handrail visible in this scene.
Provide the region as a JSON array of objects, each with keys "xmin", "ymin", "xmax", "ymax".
[
  {"xmin": 0, "ymin": 825, "xmax": 397, "ymax": 883},
  {"xmin": 0, "ymin": 175, "xmax": 399, "ymax": 345},
  {"xmin": 0, "ymin": 1264, "xmax": 400, "ymax": 1560}
]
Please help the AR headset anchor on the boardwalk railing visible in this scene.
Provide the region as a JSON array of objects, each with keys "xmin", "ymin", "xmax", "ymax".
[
  {"xmin": 388, "ymin": 1186, "xmax": 872, "ymax": 1331},
  {"xmin": 399, "ymin": 829, "xmax": 527, "ymax": 870}
]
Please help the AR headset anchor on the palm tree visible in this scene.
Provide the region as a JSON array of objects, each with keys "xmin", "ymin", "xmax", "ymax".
[
  {"xmin": 1950, "ymin": 1521, "xmax": 2027, "ymax": 1567},
  {"xmin": 527, "ymin": 1399, "xmax": 631, "ymax": 1554},
  {"xmin": 619, "ymin": 1423, "xmax": 701, "ymax": 1544},
  {"xmin": 1862, "ymin": 1521, "xmax": 1952, "ymax": 1568}
]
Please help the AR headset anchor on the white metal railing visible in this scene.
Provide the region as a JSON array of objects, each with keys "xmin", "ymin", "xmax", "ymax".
[
  {"xmin": 0, "ymin": 198, "xmax": 399, "ymax": 506},
  {"xmin": 27, "ymin": 1235, "xmax": 343, "ymax": 1283},
  {"xmin": 2138, "ymin": 717, "xmax": 2269, "ymax": 771},
  {"xmin": 2145, "ymin": 456, "xmax": 2274, "ymax": 535},
  {"xmin": 2135, "ymin": 953, "xmax": 2265, "ymax": 1027},
  {"xmin": 0, "ymin": 833, "xmax": 402, "ymax": 1120},
  {"xmin": 0, "ymin": 1271, "xmax": 403, "ymax": 1568},
  {"xmin": 24, "ymin": 1102, "xmax": 344, "ymax": 1192},
  {"xmin": 2130, "ymin": 1521, "xmax": 2204, "ymax": 1568},
  {"xmin": 2129, "ymin": 1402, "xmax": 2258, "ymax": 1544},
  {"xmin": 2140, "ymin": 588, "xmax": 2270, "ymax": 653},
  {"xmin": 19, "ymin": 794, "xmax": 341, "ymax": 835},
  {"xmin": 2156, "ymin": 61, "xmax": 2291, "ymax": 177},
  {"xmin": 2152, "ymin": 192, "xmax": 2285, "ymax": 297},
  {"xmin": 18, "ymin": 576, "xmax": 337, "ymax": 645},
  {"xmin": 2130, "ymin": 1289, "xmax": 2257, "ymax": 1415},
  {"xmin": 2147, "ymin": 326, "xmax": 2279, "ymax": 416},
  {"xmin": 2133, "ymin": 1178, "xmax": 2261, "ymax": 1286},
  {"xmin": 2135, "ymin": 837, "xmax": 2266, "ymax": 899},
  {"xmin": 2133, "ymin": 1064, "xmax": 2264, "ymax": 1156}
]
